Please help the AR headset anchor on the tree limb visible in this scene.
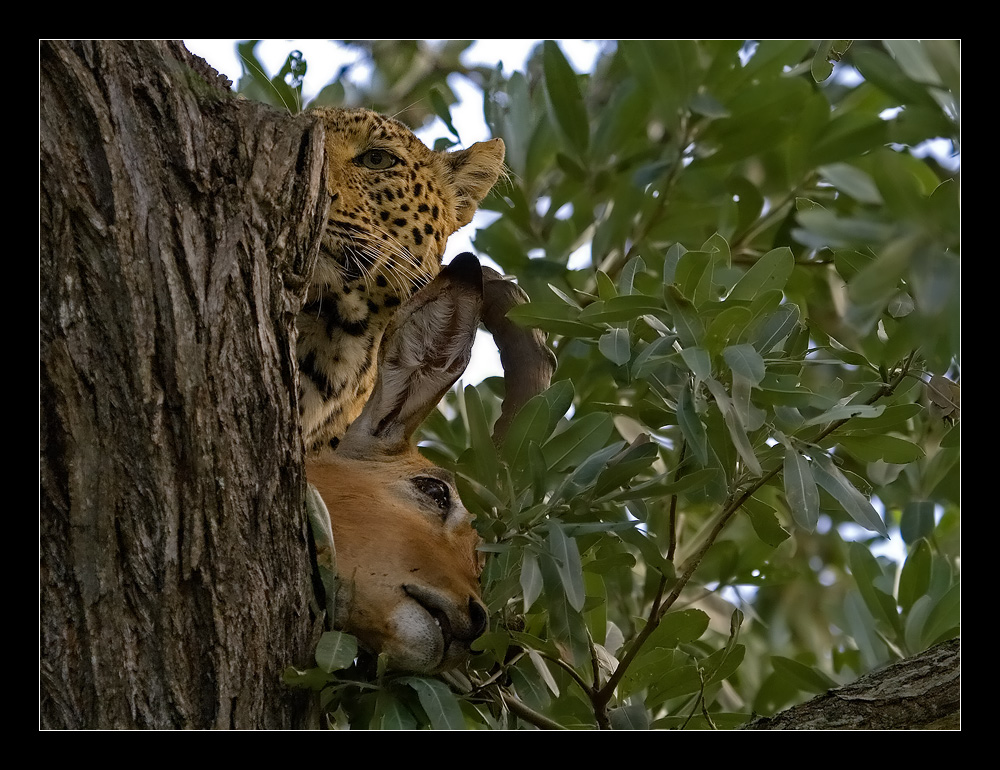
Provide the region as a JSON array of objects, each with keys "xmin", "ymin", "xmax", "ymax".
[{"xmin": 744, "ymin": 638, "xmax": 960, "ymax": 730}]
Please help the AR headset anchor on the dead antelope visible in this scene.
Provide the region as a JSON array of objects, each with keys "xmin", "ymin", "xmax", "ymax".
[{"xmin": 306, "ymin": 253, "xmax": 552, "ymax": 674}]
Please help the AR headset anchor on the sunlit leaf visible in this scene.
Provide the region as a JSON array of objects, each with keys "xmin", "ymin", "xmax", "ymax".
[
  {"xmin": 315, "ymin": 630, "xmax": 358, "ymax": 673},
  {"xmin": 599, "ymin": 327, "xmax": 631, "ymax": 365},
  {"xmin": 521, "ymin": 550, "xmax": 543, "ymax": 612},
  {"xmin": 728, "ymin": 247, "xmax": 795, "ymax": 301},
  {"xmin": 804, "ymin": 403, "xmax": 886, "ymax": 427},
  {"xmin": 723, "ymin": 344, "xmax": 766, "ymax": 384},
  {"xmin": 783, "ymin": 449, "xmax": 820, "ymax": 531},
  {"xmin": 813, "ymin": 455, "xmax": 888, "ymax": 536}
]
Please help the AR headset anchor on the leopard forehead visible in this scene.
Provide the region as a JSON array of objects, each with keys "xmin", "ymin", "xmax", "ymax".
[{"xmin": 312, "ymin": 107, "xmax": 464, "ymax": 291}]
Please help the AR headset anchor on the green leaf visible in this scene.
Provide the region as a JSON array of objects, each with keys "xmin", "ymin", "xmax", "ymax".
[
  {"xmin": 620, "ymin": 40, "xmax": 699, "ymax": 130},
  {"xmin": 846, "ymin": 234, "xmax": 917, "ymax": 308},
  {"xmin": 743, "ymin": 496, "xmax": 791, "ymax": 547},
  {"xmin": 900, "ymin": 501, "xmax": 937, "ymax": 544},
  {"xmin": 898, "ymin": 538, "xmax": 932, "ymax": 614},
  {"xmin": 429, "ymin": 87, "xmax": 460, "ymax": 140},
  {"xmin": 510, "ymin": 660, "xmax": 553, "ymax": 711},
  {"xmin": 811, "ymin": 40, "xmax": 852, "ymax": 82},
  {"xmin": 579, "ymin": 294, "xmax": 666, "ymax": 323},
  {"xmin": 840, "ymin": 403, "xmax": 922, "ymax": 432},
  {"xmin": 705, "ymin": 644, "xmax": 747, "ymax": 687},
  {"xmin": 619, "ymin": 256, "xmax": 646, "ymax": 295},
  {"xmin": 819, "ymin": 163, "xmax": 883, "ymax": 204},
  {"xmin": 315, "ymin": 630, "xmax": 358, "ymax": 673},
  {"xmin": 552, "ymin": 441, "xmax": 626, "ymax": 502},
  {"xmin": 401, "ymin": 677, "xmax": 466, "ymax": 730},
  {"xmin": 680, "ymin": 346, "xmax": 712, "ymax": 380},
  {"xmin": 919, "ymin": 582, "xmax": 960, "ymax": 648},
  {"xmin": 375, "ymin": 690, "xmax": 418, "ymax": 730},
  {"xmin": 282, "ymin": 665, "xmax": 332, "ymax": 691},
  {"xmin": 646, "ymin": 665, "xmax": 704, "ymax": 706},
  {"xmin": 538, "ymin": 553, "xmax": 591, "ymax": 668},
  {"xmin": 705, "ymin": 377, "xmax": 762, "ymax": 476},
  {"xmin": 528, "ymin": 648, "xmax": 561, "ymax": 697},
  {"xmin": 848, "ymin": 541, "xmax": 901, "ymax": 635},
  {"xmin": 812, "ymin": 454, "xmax": 888, "ymax": 536},
  {"xmin": 783, "ymin": 449, "xmax": 820, "ymax": 531},
  {"xmin": 751, "ymin": 303, "xmax": 800, "ymax": 355},
  {"xmin": 770, "ymin": 656, "xmax": 837, "ymax": 695},
  {"xmin": 599, "ymin": 327, "xmax": 631, "ymax": 365},
  {"xmin": 547, "ymin": 523, "xmax": 586, "ymax": 612},
  {"xmin": 723, "ymin": 344, "xmax": 766, "ymax": 384},
  {"xmin": 728, "ymin": 247, "xmax": 795, "ymax": 301},
  {"xmin": 663, "ymin": 285, "xmax": 705, "ymax": 346},
  {"xmin": 463, "ymin": 384, "xmax": 498, "ymax": 483},
  {"xmin": 837, "ymin": 434, "xmax": 925, "ymax": 464},
  {"xmin": 543, "ymin": 40, "xmax": 589, "ymax": 157},
  {"xmin": 646, "ymin": 609, "xmax": 710, "ymax": 649},
  {"xmin": 804, "ymin": 403, "xmax": 886, "ymax": 426},
  {"xmin": 609, "ymin": 702, "xmax": 651, "ymax": 730},
  {"xmin": 704, "ymin": 305, "xmax": 754, "ymax": 356},
  {"xmin": 503, "ymin": 380, "xmax": 574, "ymax": 465},
  {"xmin": 541, "ymin": 411, "xmax": 615, "ymax": 471},
  {"xmin": 677, "ymin": 381, "xmax": 709, "ymax": 465},
  {"xmin": 505, "ymin": 301, "xmax": 597, "ymax": 338},
  {"xmin": 521, "ymin": 550, "xmax": 543, "ymax": 612}
]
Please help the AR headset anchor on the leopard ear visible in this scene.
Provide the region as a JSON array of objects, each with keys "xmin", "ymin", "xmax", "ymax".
[{"xmin": 444, "ymin": 137, "xmax": 506, "ymax": 228}]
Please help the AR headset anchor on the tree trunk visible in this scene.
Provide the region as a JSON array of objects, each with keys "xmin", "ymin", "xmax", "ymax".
[{"xmin": 40, "ymin": 40, "xmax": 328, "ymax": 729}]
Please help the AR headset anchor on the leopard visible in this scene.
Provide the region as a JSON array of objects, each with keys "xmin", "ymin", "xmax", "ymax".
[{"xmin": 298, "ymin": 107, "xmax": 506, "ymax": 457}]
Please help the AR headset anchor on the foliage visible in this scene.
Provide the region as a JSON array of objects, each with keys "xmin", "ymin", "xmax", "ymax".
[
  {"xmin": 251, "ymin": 40, "xmax": 960, "ymax": 729},
  {"xmin": 234, "ymin": 39, "xmax": 491, "ymax": 146}
]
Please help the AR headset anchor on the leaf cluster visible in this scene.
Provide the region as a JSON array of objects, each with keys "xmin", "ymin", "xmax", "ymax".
[{"xmin": 267, "ymin": 40, "xmax": 960, "ymax": 729}]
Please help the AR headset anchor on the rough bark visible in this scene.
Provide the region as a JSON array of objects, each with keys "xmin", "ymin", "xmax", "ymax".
[
  {"xmin": 744, "ymin": 638, "xmax": 960, "ymax": 730},
  {"xmin": 40, "ymin": 40, "xmax": 328, "ymax": 729}
]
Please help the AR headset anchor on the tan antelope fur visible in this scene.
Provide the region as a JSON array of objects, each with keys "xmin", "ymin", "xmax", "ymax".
[{"xmin": 306, "ymin": 254, "xmax": 489, "ymax": 674}]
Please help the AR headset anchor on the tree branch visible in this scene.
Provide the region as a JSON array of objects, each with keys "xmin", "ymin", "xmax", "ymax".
[{"xmin": 744, "ymin": 638, "xmax": 960, "ymax": 730}]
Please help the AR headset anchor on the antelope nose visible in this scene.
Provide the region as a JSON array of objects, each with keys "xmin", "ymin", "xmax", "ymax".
[{"xmin": 467, "ymin": 598, "xmax": 488, "ymax": 640}]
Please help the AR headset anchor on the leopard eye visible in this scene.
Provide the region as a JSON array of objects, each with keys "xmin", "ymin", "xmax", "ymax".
[
  {"xmin": 357, "ymin": 149, "xmax": 399, "ymax": 170},
  {"xmin": 412, "ymin": 476, "xmax": 451, "ymax": 514}
]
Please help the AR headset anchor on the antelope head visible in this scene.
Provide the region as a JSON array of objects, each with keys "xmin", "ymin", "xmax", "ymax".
[
  {"xmin": 306, "ymin": 252, "xmax": 554, "ymax": 674},
  {"xmin": 306, "ymin": 254, "xmax": 489, "ymax": 674}
]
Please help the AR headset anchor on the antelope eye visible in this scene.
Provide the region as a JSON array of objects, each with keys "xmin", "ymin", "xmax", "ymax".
[
  {"xmin": 357, "ymin": 148, "xmax": 398, "ymax": 170},
  {"xmin": 412, "ymin": 476, "xmax": 451, "ymax": 512}
]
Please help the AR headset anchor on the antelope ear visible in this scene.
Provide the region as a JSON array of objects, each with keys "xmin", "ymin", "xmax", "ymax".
[
  {"xmin": 338, "ymin": 253, "xmax": 484, "ymax": 457},
  {"xmin": 444, "ymin": 138, "xmax": 505, "ymax": 228}
]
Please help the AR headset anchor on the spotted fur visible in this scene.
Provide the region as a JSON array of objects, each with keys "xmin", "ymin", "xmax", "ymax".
[{"xmin": 298, "ymin": 107, "xmax": 505, "ymax": 456}]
